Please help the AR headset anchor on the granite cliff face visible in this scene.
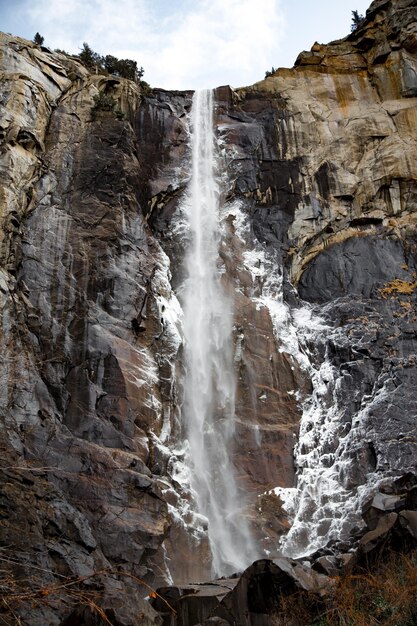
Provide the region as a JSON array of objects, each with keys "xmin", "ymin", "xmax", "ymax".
[
  {"xmin": 212, "ymin": 0, "xmax": 417, "ymax": 558},
  {"xmin": 0, "ymin": 37, "xmax": 175, "ymax": 625},
  {"xmin": 0, "ymin": 0, "xmax": 416, "ymax": 623}
]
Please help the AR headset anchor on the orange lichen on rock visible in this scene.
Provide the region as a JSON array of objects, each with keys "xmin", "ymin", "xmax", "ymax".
[{"xmin": 379, "ymin": 278, "xmax": 417, "ymax": 297}]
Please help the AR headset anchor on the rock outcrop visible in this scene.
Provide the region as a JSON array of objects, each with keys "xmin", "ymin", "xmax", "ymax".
[
  {"xmin": 212, "ymin": 0, "xmax": 417, "ymax": 557},
  {"xmin": 151, "ymin": 558, "xmax": 329, "ymax": 626},
  {"xmin": 152, "ymin": 477, "xmax": 417, "ymax": 625},
  {"xmin": 0, "ymin": 35, "xmax": 172, "ymax": 625},
  {"xmin": 0, "ymin": 0, "xmax": 416, "ymax": 623}
]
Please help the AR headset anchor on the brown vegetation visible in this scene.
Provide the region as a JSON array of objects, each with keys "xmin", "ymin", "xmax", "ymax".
[
  {"xmin": 271, "ymin": 549, "xmax": 417, "ymax": 626},
  {"xmin": 0, "ymin": 558, "xmax": 176, "ymax": 625},
  {"xmin": 379, "ymin": 278, "xmax": 417, "ymax": 297}
]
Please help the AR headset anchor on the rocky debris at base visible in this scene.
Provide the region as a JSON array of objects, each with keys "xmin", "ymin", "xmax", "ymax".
[
  {"xmin": 152, "ymin": 557, "xmax": 330, "ymax": 626},
  {"xmin": 153, "ymin": 478, "xmax": 417, "ymax": 625}
]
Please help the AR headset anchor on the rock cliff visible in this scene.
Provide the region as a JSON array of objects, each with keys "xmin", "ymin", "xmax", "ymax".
[
  {"xmin": 213, "ymin": 0, "xmax": 417, "ymax": 558},
  {"xmin": 0, "ymin": 0, "xmax": 416, "ymax": 623}
]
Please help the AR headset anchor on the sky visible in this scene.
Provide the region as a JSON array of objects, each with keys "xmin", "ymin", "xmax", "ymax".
[{"xmin": 0, "ymin": 0, "xmax": 372, "ymax": 90}]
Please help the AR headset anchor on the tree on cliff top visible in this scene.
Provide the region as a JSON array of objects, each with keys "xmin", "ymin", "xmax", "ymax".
[
  {"xmin": 351, "ymin": 10, "xmax": 365, "ymax": 31},
  {"xmin": 102, "ymin": 55, "xmax": 144, "ymax": 82},
  {"xmin": 265, "ymin": 66, "xmax": 277, "ymax": 78},
  {"xmin": 78, "ymin": 43, "xmax": 145, "ymax": 83},
  {"xmin": 33, "ymin": 32, "xmax": 44, "ymax": 46},
  {"xmin": 79, "ymin": 42, "xmax": 102, "ymax": 71}
]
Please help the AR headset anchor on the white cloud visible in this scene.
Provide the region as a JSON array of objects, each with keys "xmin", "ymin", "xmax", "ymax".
[
  {"xmin": 152, "ymin": 0, "xmax": 285, "ymax": 89},
  {"xmin": 25, "ymin": 0, "xmax": 153, "ymax": 55},
  {"xmin": 23, "ymin": 0, "xmax": 285, "ymax": 89}
]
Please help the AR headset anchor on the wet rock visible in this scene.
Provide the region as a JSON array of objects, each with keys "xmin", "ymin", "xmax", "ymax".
[
  {"xmin": 151, "ymin": 581, "xmax": 237, "ymax": 626},
  {"xmin": 1, "ymin": 0, "xmax": 417, "ymax": 620},
  {"xmin": 363, "ymin": 492, "xmax": 407, "ymax": 530},
  {"xmin": 61, "ymin": 577, "xmax": 164, "ymax": 626},
  {"xmin": 405, "ymin": 485, "xmax": 417, "ymax": 509},
  {"xmin": 399, "ymin": 510, "xmax": 417, "ymax": 539},
  {"xmin": 209, "ymin": 0, "xmax": 417, "ymax": 560},
  {"xmin": 196, "ymin": 617, "xmax": 230, "ymax": 626},
  {"xmin": 312, "ymin": 555, "xmax": 340, "ymax": 577},
  {"xmin": 338, "ymin": 553, "xmax": 357, "ymax": 572},
  {"xmin": 0, "ymin": 33, "xmax": 172, "ymax": 626},
  {"xmin": 153, "ymin": 559, "xmax": 330, "ymax": 626},
  {"xmin": 359, "ymin": 512, "xmax": 399, "ymax": 553}
]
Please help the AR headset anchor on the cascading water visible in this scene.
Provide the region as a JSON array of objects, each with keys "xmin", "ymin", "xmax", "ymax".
[
  {"xmin": 223, "ymin": 203, "xmax": 386, "ymax": 560},
  {"xmin": 181, "ymin": 89, "xmax": 256, "ymax": 577}
]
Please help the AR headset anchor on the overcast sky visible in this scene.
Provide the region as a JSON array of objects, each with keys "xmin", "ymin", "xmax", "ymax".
[{"xmin": 1, "ymin": 0, "xmax": 372, "ymax": 90}]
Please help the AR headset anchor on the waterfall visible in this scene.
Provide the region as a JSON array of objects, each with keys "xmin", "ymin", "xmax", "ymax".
[{"xmin": 181, "ymin": 89, "xmax": 256, "ymax": 577}]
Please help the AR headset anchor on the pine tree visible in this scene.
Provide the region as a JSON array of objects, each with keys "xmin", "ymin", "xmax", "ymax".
[
  {"xmin": 33, "ymin": 32, "xmax": 44, "ymax": 46},
  {"xmin": 351, "ymin": 10, "xmax": 364, "ymax": 32},
  {"xmin": 265, "ymin": 67, "xmax": 276, "ymax": 79},
  {"xmin": 103, "ymin": 55, "xmax": 143, "ymax": 82},
  {"xmin": 79, "ymin": 43, "xmax": 101, "ymax": 70}
]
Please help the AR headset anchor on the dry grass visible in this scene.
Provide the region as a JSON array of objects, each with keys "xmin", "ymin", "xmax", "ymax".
[
  {"xmin": 0, "ymin": 558, "xmax": 176, "ymax": 626},
  {"xmin": 1, "ymin": 550, "xmax": 416, "ymax": 625},
  {"xmin": 271, "ymin": 549, "xmax": 417, "ymax": 626},
  {"xmin": 325, "ymin": 553, "xmax": 417, "ymax": 626}
]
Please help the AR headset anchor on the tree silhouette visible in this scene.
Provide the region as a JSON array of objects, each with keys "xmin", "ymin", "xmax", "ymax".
[
  {"xmin": 79, "ymin": 42, "xmax": 101, "ymax": 70},
  {"xmin": 351, "ymin": 10, "xmax": 364, "ymax": 32},
  {"xmin": 33, "ymin": 32, "xmax": 44, "ymax": 46}
]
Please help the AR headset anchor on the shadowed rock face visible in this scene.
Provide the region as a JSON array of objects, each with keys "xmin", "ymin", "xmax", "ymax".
[
  {"xmin": 0, "ymin": 35, "xmax": 173, "ymax": 626},
  {"xmin": 151, "ymin": 557, "xmax": 329, "ymax": 626},
  {"xmin": 298, "ymin": 235, "xmax": 417, "ymax": 302},
  {"xmin": 0, "ymin": 0, "xmax": 417, "ymax": 622}
]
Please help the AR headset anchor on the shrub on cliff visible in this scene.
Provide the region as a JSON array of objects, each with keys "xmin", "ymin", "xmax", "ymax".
[
  {"xmin": 91, "ymin": 92, "xmax": 126, "ymax": 121},
  {"xmin": 91, "ymin": 92, "xmax": 116, "ymax": 121},
  {"xmin": 139, "ymin": 80, "xmax": 152, "ymax": 95},
  {"xmin": 92, "ymin": 92, "xmax": 117, "ymax": 112},
  {"xmin": 265, "ymin": 66, "xmax": 277, "ymax": 78}
]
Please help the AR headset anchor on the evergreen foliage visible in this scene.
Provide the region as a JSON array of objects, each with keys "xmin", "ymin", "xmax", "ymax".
[
  {"xmin": 139, "ymin": 80, "xmax": 152, "ymax": 95},
  {"xmin": 79, "ymin": 42, "xmax": 102, "ymax": 70},
  {"xmin": 91, "ymin": 92, "xmax": 116, "ymax": 120},
  {"xmin": 265, "ymin": 67, "xmax": 277, "ymax": 78},
  {"xmin": 91, "ymin": 92, "xmax": 126, "ymax": 121},
  {"xmin": 78, "ymin": 43, "xmax": 146, "ymax": 84},
  {"xmin": 92, "ymin": 92, "xmax": 117, "ymax": 112},
  {"xmin": 102, "ymin": 55, "xmax": 144, "ymax": 81},
  {"xmin": 33, "ymin": 32, "xmax": 44, "ymax": 46},
  {"xmin": 351, "ymin": 10, "xmax": 365, "ymax": 31}
]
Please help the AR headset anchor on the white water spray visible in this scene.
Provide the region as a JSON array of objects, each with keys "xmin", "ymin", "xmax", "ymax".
[
  {"xmin": 181, "ymin": 89, "xmax": 256, "ymax": 577},
  {"xmin": 224, "ymin": 203, "xmax": 381, "ymax": 559}
]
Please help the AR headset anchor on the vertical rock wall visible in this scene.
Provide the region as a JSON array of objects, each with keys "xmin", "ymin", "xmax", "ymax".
[
  {"xmin": 0, "ymin": 0, "xmax": 417, "ymax": 622},
  {"xmin": 0, "ymin": 35, "xmax": 177, "ymax": 625},
  {"xmin": 212, "ymin": 0, "xmax": 417, "ymax": 555}
]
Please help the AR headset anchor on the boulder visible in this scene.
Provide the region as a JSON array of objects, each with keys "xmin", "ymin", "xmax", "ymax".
[
  {"xmin": 399, "ymin": 510, "xmax": 417, "ymax": 540},
  {"xmin": 359, "ymin": 512, "xmax": 398, "ymax": 553},
  {"xmin": 152, "ymin": 559, "xmax": 330, "ymax": 626}
]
